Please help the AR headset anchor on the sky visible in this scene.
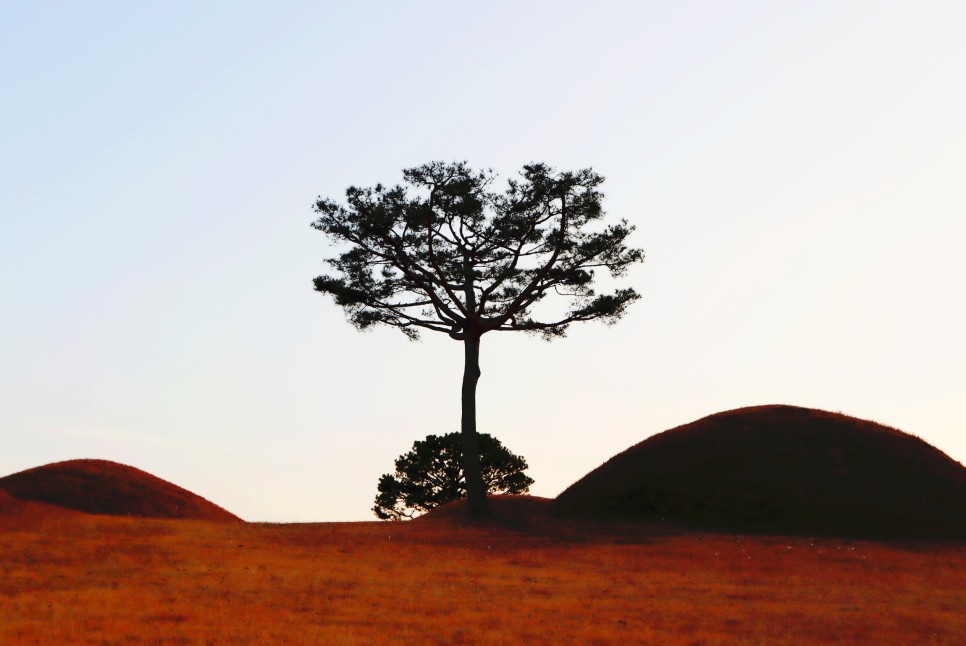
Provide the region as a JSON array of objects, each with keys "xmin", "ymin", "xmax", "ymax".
[{"xmin": 2, "ymin": 2, "xmax": 964, "ymax": 522}]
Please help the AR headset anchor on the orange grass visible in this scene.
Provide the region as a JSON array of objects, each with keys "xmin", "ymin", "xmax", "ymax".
[{"xmin": 1, "ymin": 512, "xmax": 964, "ymax": 644}]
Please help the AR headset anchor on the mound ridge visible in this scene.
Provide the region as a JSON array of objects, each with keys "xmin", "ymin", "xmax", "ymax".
[
  {"xmin": 553, "ymin": 405, "xmax": 966, "ymax": 539},
  {"xmin": 0, "ymin": 459, "xmax": 241, "ymax": 522}
]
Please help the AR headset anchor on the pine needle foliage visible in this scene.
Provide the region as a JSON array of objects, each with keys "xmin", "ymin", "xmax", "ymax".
[{"xmin": 311, "ymin": 161, "xmax": 644, "ymax": 341}]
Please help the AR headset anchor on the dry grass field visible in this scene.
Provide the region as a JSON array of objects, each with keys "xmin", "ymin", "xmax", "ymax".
[
  {"xmin": 2, "ymin": 503, "xmax": 964, "ymax": 644},
  {"xmin": 4, "ymin": 408, "xmax": 965, "ymax": 644}
]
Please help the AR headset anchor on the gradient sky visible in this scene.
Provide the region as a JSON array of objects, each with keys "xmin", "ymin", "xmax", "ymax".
[{"xmin": 2, "ymin": 2, "xmax": 964, "ymax": 521}]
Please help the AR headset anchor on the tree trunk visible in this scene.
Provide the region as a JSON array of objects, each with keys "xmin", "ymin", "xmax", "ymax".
[{"xmin": 461, "ymin": 333, "xmax": 489, "ymax": 518}]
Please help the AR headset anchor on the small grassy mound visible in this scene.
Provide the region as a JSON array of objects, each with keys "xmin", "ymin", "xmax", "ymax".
[
  {"xmin": 553, "ymin": 405, "xmax": 966, "ymax": 540},
  {"xmin": 0, "ymin": 486, "xmax": 83, "ymax": 527},
  {"xmin": 0, "ymin": 488, "xmax": 15, "ymax": 507},
  {"xmin": 418, "ymin": 495, "xmax": 553, "ymax": 522},
  {"xmin": 0, "ymin": 459, "xmax": 241, "ymax": 522}
]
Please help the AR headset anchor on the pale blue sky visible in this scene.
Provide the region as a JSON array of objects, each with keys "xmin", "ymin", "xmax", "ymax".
[{"xmin": 2, "ymin": 2, "xmax": 964, "ymax": 521}]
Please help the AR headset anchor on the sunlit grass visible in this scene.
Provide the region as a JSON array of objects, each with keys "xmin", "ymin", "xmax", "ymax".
[{"xmin": 1, "ymin": 513, "xmax": 963, "ymax": 643}]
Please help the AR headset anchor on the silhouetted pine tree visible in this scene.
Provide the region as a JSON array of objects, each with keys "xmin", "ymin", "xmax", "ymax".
[{"xmin": 311, "ymin": 161, "xmax": 643, "ymax": 518}]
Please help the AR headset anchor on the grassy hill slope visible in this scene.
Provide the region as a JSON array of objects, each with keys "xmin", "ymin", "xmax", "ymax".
[
  {"xmin": 0, "ymin": 459, "xmax": 241, "ymax": 522},
  {"xmin": 553, "ymin": 405, "xmax": 966, "ymax": 539}
]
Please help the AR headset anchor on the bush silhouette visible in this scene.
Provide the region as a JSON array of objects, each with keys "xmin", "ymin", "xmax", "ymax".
[{"xmin": 373, "ymin": 432, "xmax": 534, "ymax": 520}]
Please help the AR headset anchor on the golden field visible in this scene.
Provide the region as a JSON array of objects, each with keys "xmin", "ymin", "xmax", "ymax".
[{"xmin": 2, "ymin": 508, "xmax": 964, "ymax": 644}]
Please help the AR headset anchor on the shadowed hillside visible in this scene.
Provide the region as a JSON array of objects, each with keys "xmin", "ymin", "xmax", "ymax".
[
  {"xmin": 553, "ymin": 405, "xmax": 966, "ymax": 540},
  {"xmin": 0, "ymin": 459, "xmax": 241, "ymax": 522}
]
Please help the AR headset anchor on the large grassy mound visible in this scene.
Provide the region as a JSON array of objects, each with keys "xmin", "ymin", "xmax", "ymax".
[
  {"xmin": 553, "ymin": 405, "xmax": 966, "ymax": 539},
  {"xmin": 0, "ymin": 459, "xmax": 241, "ymax": 522}
]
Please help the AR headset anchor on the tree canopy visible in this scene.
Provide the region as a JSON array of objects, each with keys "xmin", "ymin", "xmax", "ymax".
[
  {"xmin": 373, "ymin": 432, "xmax": 534, "ymax": 520},
  {"xmin": 312, "ymin": 161, "xmax": 643, "ymax": 341}
]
